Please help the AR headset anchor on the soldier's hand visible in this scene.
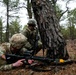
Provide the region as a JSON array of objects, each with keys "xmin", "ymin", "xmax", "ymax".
[
  {"xmin": 12, "ymin": 59, "xmax": 25, "ymax": 67},
  {"xmin": 28, "ymin": 59, "xmax": 34, "ymax": 64},
  {"xmin": 1, "ymin": 54, "xmax": 6, "ymax": 60}
]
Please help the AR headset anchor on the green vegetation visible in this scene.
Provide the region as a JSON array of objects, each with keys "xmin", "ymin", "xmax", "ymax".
[{"xmin": 0, "ymin": 0, "xmax": 76, "ymax": 43}]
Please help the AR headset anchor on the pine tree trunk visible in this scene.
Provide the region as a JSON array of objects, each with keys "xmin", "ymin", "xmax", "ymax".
[
  {"xmin": 6, "ymin": 0, "xmax": 9, "ymax": 42},
  {"xmin": 31, "ymin": 0, "xmax": 69, "ymax": 59},
  {"xmin": 27, "ymin": 0, "xmax": 32, "ymax": 18}
]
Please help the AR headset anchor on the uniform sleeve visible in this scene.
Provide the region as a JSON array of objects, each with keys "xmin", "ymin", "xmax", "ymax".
[
  {"xmin": 24, "ymin": 39, "xmax": 32, "ymax": 49},
  {"xmin": 22, "ymin": 29, "xmax": 26, "ymax": 36},
  {"xmin": 0, "ymin": 46, "xmax": 6, "ymax": 57},
  {"xmin": 22, "ymin": 28, "xmax": 33, "ymax": 49},
  {"xmin": 0, "ymin": 46, "xmax": 13, "ymax": 71},
  {"xmin": 0, "ymin": 64, "xmax": 13, "ymax": 71},
  {"xmin": 21, "ymin": 26, "xmax": 28, "ymax": 36}
]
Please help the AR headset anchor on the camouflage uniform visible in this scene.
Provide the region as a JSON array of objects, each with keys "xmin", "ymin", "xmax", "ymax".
[
  {"xmin": 22, "ymin": 19, "xmax": 42, "ymax": 55},
  {"xmin": 0, "ymin": 33, "xmax": 32, "ymax": 71}
]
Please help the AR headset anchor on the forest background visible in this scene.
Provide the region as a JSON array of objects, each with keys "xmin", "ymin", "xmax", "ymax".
[{"xmin": 0, "ymin": 0, "xmax": 76, "ymax": 43}]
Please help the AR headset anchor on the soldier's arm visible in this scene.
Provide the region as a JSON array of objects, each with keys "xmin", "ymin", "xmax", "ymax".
[
  {"xmin": 0, "ymin": 59, "xmax": 25, "ymax": 71},
  {"xmin": 22, "ymin": 29, "xmax": 27, "ymax": 36},
  {"xmin": 21, "ymin": 29, "xmax": 33, "ymax": 50},
  {"xmin": 21, "ymin": 25, "xmax": 29, "ymax": 37},
  {"xmin": 0, "ymin": 46, "xmax": 13, "ymax": 70},
  {"xmin": 0, "ymin": 58, "xmax": 13, "ymax": 71},
  {"xmin": 0, "ymin": 64, "xmax": 13, "ymax": 71},
  {"xmin": 0, "ymin": 54, "xmax": 24, "ymax": 71}
]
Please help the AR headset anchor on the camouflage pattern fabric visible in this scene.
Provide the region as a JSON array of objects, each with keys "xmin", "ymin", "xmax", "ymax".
[
  {"xmin": 0, "ymin": 43, "xmax": 12, "ymax": 70},
  {"xmin": 22, "ymin": 25, "xmax": 42, "ymax": 52},
  {"xmin": 0, "ymin": 42, "xmax": 30, "ymax": 71}
]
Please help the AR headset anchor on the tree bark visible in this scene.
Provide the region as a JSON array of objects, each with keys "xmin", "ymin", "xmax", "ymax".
[
  {"xmin": 6, "ymin": 0, "xmax": 9, "ymax": 42},
  {"xmin": 31, "ymin": 0, "xmax": 69, "ymax": 59},
  {"xmin": 0, "ymin": 20, "xmax": 2, "ymax": 43},
  {"xmin": 27, "ymin": 0, "xmax": 32, "ymax": 18}
]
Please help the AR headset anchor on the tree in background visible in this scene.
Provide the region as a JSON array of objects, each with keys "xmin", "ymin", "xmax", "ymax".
[
  {"xmin": 0, "ymin": 18, "xmax": 3, "ymax": 43},
  {"xmin": 3, "ymin": 0, "xmax": 9, "ymax": 42},
  {"xmin": 9, "ymin": 19, "xmax": 22, "ymax": 37},
  {"xmin": 3, "ymin": 0, "xmax": 19, "ymax": 42},
  {"xmin": 31, "ymin": 0, "xmax": 69, "ymax": 59},
  {"xmin": 60, "ymin": 26, "xmax": 70, "ymax": 39},
  {"xmin": 26, "ymin": 0, "xmax": 32, "ymax": 18},
  {"xmin": 0, "ymin": 0, "xmax": 76, "ymax": 43},
  {"xmin": 67, "ymin": 8, "xmax": 76, "ymax": 40}
]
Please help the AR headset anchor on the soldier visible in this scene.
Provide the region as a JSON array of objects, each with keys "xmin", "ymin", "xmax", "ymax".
[
  {"xmin": 0, "ymin": 33, "xmax": 33, "ymax": 71},
  {"xmin": 22, "ymin": 19, "xmax": 42, "ymax": 55}
]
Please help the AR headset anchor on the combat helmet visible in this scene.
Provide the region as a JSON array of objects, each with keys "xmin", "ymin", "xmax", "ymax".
[
  {"xmin": 27, "ymin": 19, "xmax": 37, "ymax": 26},
  {"xmin": 10, "ymin": 33, "xmax": 27, "ymax": 48}
]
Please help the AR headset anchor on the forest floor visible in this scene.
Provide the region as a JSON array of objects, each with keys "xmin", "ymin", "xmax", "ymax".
[{"xmin": 0, "ymin": 40, "xmax": 76, "ymax": 75}]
